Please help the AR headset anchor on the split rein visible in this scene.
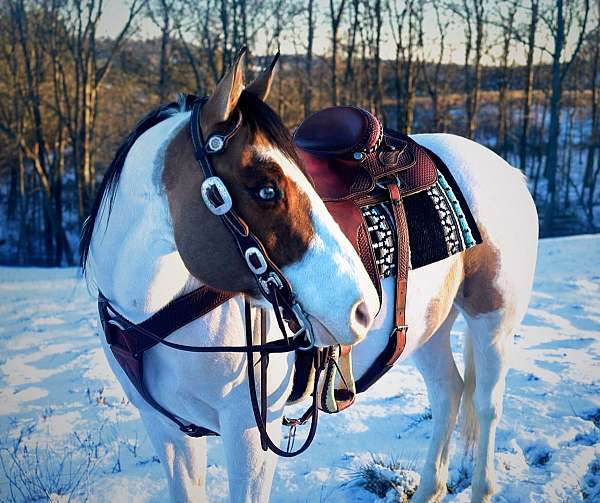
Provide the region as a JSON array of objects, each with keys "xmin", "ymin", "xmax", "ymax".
[{"xmin": 102, "ymin": 97, "xmax": 324, "ymax": 458}]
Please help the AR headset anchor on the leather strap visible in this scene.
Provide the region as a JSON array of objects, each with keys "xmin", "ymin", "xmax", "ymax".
[
  {"xmin": 355, "ymin": 182, "xmax": 408, "ymax": 393},
  {"xmin": 99, "ymin": 288, "xmax": 316, "ymax": 440},
  {"xmin": 188, "ymin": 99, "xmax": 314, "ymax": 345},
  {"xmin": 99, "ymin": 287, "xmax": 232, "ymax": 436},
  {"xmin": 244, "ymin": 299, "xmax": 323, "ymax": 457},
  {"xmin": 100, "ymin": 288, "xmax": 235, "ymax": 354}
]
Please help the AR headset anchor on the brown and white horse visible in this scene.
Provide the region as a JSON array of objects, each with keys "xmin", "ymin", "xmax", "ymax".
[{"xmin": 82, "ymin": 51, "xmax": 538, "ymax": 503}]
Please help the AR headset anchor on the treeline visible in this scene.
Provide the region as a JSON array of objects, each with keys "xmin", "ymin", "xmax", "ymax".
[{"xmin": 0, "ymin": 0, "xmax": 598, "ymax": 266}]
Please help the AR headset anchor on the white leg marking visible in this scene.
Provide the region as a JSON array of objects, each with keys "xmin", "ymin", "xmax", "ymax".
[
  {"xmin": 140, "ymin": 411, "xmax": 208, "ymax": 502},
  {"xmin": 412, "ymin": 309, "xmax": 463, "ymax": 503},
  {"xmin": 463, "ymin": 312, "xmax": 513, "ymax": 503},
  {"xmin": 219, "ymin": 407, "xmax": 281, "ymax": 503}
]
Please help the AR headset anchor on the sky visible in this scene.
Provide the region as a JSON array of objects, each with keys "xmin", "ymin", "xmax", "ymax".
[{"xmin": 97, "ymin": 0, "xmax": 582, "ymax": 66}]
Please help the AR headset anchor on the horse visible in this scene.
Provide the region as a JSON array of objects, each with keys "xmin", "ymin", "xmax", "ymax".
[{"xmin": 82, "ymin": 50, "xmax": 538, "ymax": 503}]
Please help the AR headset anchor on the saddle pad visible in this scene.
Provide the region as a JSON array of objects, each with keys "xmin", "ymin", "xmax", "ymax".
[{"xmin": 366, "ymin": 147, "xmax": 481, "ymax": 274}]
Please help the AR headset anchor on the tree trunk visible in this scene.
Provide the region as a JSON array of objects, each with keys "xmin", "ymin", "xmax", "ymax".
[
  {"xmin": 373, "ymin": 0, "xmax": 383, "ymax": 119},
  {"xmin": 519, "ymin": 0, "xmax": 539, "ymax": 171},
  {"xmin": 342, "ymin": 0, "xmax": 359, "ymax": 104},
  {"xmin": 395, "ymin": 45, "xmax": 403, "ymax": 131},
  {"xmin": 329, "ymin": 0, "xmax": 346, "ymax": 106},
  {"xmin": 543, "ymin": 0, "xmax": 565, "ymax": 236},
  {"xmin": 584, "ymin": 12, "xmax": 599, "ymax": 189},
  {"xmin": 305, "ymin": 0, "xmax": 315, "ymax": 115},
  {"xmin": 158, "ymin": 3, "xmax": 171, "ymax": 102}
]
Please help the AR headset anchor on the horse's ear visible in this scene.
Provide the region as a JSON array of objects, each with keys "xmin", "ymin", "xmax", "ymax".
[
  {"xmin": 246, "ymin": 52, "xmax": 280, "ymax": 102},
  {"xmin": 201, "ymin": 47, "xmax": 247, "ymax": 131}
]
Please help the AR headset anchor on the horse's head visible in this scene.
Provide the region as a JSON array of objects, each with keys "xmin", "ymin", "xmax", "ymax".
[{"xmin": 163, "ymin": 49, "xmax": 379, "ymax": 346}]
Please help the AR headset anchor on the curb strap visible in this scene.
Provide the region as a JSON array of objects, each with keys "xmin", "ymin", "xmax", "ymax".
[{"xmin": 355, "ymin": 181, "xmax": 408, "ymax": 393}]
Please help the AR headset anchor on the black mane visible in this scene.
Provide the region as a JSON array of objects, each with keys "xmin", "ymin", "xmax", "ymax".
[{"xmin": 79, "ymin": 91, "xmax": 299, "ymax": 273}]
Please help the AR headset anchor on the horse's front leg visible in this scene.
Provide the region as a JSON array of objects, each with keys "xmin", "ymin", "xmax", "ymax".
[
  {"xmin": 139, "ymin": 411, "xmax": 208, "ymax": 502},
  {"xmin": 411, "ymin": 309, "xmax": 463, "ymax": 503},
  {"xmin": 219, "ymin": 404, "xmax": 282, "ymax": 503}
]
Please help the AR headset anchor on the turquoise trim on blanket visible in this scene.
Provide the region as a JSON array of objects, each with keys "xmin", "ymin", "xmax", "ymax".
[{"xmin": 437, "ymin": 173, "xmax": 476, "ymax": 248}]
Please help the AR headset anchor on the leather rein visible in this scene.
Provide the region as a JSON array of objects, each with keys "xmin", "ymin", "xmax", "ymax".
[{"xmin": 99, "ymin": 97, "xmax": 324, "ymax": 457}]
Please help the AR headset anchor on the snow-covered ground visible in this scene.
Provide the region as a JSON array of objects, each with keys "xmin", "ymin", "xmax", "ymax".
[{"xmin": 0, "ymin": 234, "xmax": 599, "ymax": 502}]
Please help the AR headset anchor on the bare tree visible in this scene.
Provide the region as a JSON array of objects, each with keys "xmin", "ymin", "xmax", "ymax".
[
  {"xmin": 583, "ymin": 3, "xmax": 600, "ymax": 225},
  {"xmin": 55, "ymin": 0, "xmax": 144, "ymax": 224},
  {"xmin": 451, "ymin": 0, "xmax": 486, "ymax": 138},
  {"xmin": 518, "ymin": 0, "xmax": 540, "ymax": 171},
  {"xmin": 329, "ymin": 0, "xmax": 347, "ymax": 106},
  {"xmin": 147, "ymin": 0, "xmax": 179, "ymax": 102},
  {"xmin": 495, "ymin": 0, "xmax": 518, "ymax": 157},
  {"xmin": 422, "ymin": 1, "xmax": 451, "ymax": 132},
  {"xmin": 390, "ymin": 0, "xmax": 424, "ymax": 133},
  {"xmin": 342, "ymin": 0, "xmax": 360, "ymax": 105},
  {"xmin": 305, "ymin": 0, "xmax": 316, "ymax": 114},
  {"xmin": 542, "ymin": 0, "xmax": 590, "ymax": 235}
]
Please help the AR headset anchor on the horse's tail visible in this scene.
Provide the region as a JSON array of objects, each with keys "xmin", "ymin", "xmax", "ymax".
[{"xmin": 460, "ymin": 332, "xmax": 478, "ymax": 451}]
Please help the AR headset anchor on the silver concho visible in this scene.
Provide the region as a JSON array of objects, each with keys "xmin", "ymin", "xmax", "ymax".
[{"xmin": 207, "ymin": 135, "xmax": 225, "ymax": 153}]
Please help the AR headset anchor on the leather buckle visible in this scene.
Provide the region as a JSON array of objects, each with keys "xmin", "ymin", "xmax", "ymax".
[
  {"xmin": 259, "ymin": 272, "xmax": 284, "ymax": 293},
  {"xmin": 244, "ymin": 247, "xmax": 268, "ymax": 275},
  {"xmin": 201, "ymin": 176, "xmax": 233, "ymax": 215},
  {"xmin": 391, "ymin": 325, "xmax": 408, "ymax": 336},
  {"xmin": 291, "ymin": 302, "xmax": 315, "ymax": 351}
]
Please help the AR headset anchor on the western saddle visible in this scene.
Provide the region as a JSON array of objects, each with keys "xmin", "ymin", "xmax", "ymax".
[{"xmin": 293, "ymin": 106, "xmax": 438, "ymax": 406}]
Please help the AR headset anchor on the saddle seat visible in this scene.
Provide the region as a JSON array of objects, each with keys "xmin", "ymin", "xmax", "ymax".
[{"xmin": 295, "ymin": 106, "xmax": 437, "ymax": 202}]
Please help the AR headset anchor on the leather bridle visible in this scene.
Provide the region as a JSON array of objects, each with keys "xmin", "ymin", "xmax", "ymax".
[
  {"xmin": 100, "ymin": 97, "xmax": 325, "ymax": 457},
  {"xmin": 190, "ymin": 97, "xmax": 325, "ymax": 456}
]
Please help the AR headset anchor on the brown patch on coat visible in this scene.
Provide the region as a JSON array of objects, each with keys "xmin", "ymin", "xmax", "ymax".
[
  {"xmin": 423, "ymin": 255, "xmax": 465, "ymax": 336},
  {"xmin": 163, "ymin": 118, "xmax": 314, "ymax": 294},
  {"xmin": 459, "ymin": 227, "xmax": 505, "ymax": 317}
]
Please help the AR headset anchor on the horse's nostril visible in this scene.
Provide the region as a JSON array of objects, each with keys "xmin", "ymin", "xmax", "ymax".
[{"xmin": 354, "ymin": 301, "xmax": 371, "ymax": 330}]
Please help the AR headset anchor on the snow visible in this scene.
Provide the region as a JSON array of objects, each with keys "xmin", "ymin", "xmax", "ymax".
[{"xmin": 0, "ymin": 235, "xmax": 599, "ymax": 502}]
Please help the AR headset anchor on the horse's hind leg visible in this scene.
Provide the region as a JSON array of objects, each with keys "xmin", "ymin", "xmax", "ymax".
[
  {"xmin": 460, "ymin": 312, "xmax": 514, "ymax": 503},
  {"xmin": 458, "ymin": 227, "xmax": 536, "ymax": 502},
  {"xmin": 140, "ymin": 412, "xmax": 208, "ymax": 502},
  {"xmin": 412, "ymin": 307, "xmax": 463, "ymax": 503}
]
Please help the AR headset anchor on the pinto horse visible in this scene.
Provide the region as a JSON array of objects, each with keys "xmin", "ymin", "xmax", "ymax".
[{"xmin": 82, "ymin": 51, "xmax": 538, "ymax": 503}]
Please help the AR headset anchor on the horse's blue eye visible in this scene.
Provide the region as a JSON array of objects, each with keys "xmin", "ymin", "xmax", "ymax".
[{"xmin": 258, "ymin": 186, "xmax": 277, "ymax": 201}]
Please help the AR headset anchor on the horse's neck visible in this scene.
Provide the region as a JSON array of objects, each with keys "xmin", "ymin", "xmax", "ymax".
[{"xmin": 89, "ymin": 112, "xmax": 200, "ymax": 323}]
